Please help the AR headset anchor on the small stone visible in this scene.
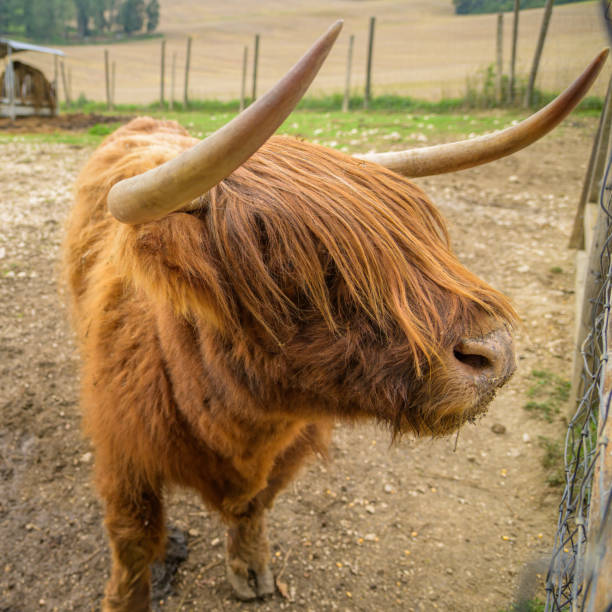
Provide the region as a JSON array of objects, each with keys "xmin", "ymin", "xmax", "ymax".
[
  {"xmin": 211, "ymin": 537, "xmax": 221, "ymax": 547},
  {"xmin": 80, "ymin": 452, "xmax": 93, "ymax": 463},
  {"xmin": 522, "ymin": 433, "xmax": 531, "ymax": 443},
  {"xmin": 188, "ymin": 528, "xmax": 200, "ymax": 537},
  {"xmin": 383, "ymin": 484, "xmax": 393, "ymax": 494},
  {"xmin": 364, "ymin": 533, "xmax": 378, "ymax": 542},
  {"xmin": 365, "ymin": 504, "xmax": 375, "ymax": 514},
  {"xmin": 491, "ymin": 423, "xmax": 506, "ymax": 435},
  {"xmin": 509, "ymin": 175, "xmax": 519, "ymax": 183}
]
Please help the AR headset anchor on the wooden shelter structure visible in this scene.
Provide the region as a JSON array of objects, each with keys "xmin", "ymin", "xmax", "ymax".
[{"xmin": 0, "ymin": 38, "xmax": 65, "ymax": 119}]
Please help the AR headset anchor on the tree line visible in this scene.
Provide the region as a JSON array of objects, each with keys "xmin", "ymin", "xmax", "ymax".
[
  {"xmin": 0, "ymin": 0, "xmax": 160, "ymax": 41},
  {"xmin": 453, "ymin": 0, "xmax": 587, "ymax": 14}
]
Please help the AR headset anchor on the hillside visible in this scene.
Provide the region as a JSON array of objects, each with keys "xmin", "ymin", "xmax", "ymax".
[{"xmin": 8, "ymin": 0, "xmax": 609, "ymax": 105}]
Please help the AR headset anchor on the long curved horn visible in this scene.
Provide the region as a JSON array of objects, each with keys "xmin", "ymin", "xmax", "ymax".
[
  {"xmin": 109, "ymin": 20, "xmax": 343, "ymax": 224},
  {"xmin": 355, "ymin": 49, "xmax": 608, "ymax": 177}
]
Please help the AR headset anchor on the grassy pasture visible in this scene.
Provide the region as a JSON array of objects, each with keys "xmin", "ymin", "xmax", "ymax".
[
  {"xmin": 6, "ymin": 0, "xmax": 608, "ymax": 105},
  {"xmin": 0, "ymin": 106, "xmax": 590, "ymax": 153}
]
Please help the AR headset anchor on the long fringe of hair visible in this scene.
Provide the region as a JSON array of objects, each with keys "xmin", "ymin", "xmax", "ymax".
[
  {"xmin": 67, "ymin": 119, "xmax": 516, "ymax": 377},
  {"xmin": 205, "ymin": 136, "xmax": 516, "ymax": 370}
]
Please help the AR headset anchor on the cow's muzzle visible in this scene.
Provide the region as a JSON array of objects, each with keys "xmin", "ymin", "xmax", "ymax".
[{"xmin": 450, "ymin": 327, "xmax": 516, "ymax": 392}]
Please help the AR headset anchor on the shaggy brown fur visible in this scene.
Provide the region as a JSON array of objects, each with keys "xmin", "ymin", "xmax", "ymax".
[{"xmin": 63, "ymin": 117, "xmax": 516, "ymax": 610}]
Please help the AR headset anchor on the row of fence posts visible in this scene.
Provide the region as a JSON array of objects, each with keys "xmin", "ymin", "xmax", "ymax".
[
  {"xmin": 494, "ymin": 0, "xmax": 555, "ymax": 107},
  {"xmin": 55, "ymin": 3, "xmax": 559, "ymax": 112},
  {"xmin": 494, "ymin": 3, "xmax": 520, "ymax": 105},
  {"xmin": 99, "ymin": 19, "xmax": 377, "ymax": 112}
]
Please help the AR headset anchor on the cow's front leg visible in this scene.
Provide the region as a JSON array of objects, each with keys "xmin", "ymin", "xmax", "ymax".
[
  {"xmin": 225, "ymin": 505, "xmax": 274, "ymax": 600},
  {"xmin": 224, "ymin": 423, "xmax": 331, "ymax": 600},
  {"xmin": 100, "ymin": 482, "xmax": 165, "ymax": 612}
]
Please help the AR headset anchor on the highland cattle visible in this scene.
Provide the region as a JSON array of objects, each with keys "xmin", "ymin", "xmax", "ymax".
[{"xmin": 62, "ymin": 22, "xmax": 607, "ymax": 610}]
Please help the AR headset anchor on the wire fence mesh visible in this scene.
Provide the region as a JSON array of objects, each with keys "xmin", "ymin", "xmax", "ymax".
[{"xmin": 545, "ymin": 153, "xmax": 612, "ymax": 610}]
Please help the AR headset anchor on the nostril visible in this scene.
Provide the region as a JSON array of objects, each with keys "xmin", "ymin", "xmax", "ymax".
[
  {"xmin": 450, "ymin": 330, "xmax": 516, "ymax": 384},
  {"xmin": 452, "ymin": 339, "xmax": 500, "ymax": 376},
  {"xmin": 453, "ymin": 349, "xmax": 492, "ymax": 372}
]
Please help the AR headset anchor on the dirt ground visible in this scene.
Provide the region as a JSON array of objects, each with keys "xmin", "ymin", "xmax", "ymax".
[
  {"xmin": 0, "ymin": 113, "xmax": 595, "ymax": 611},
  {"xmin": 0, "ymin": 114, "xmax": 128, "ymax": 133}
]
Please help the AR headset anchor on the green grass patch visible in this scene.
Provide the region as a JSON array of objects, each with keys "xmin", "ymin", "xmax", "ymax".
[
  {"xmin": 0, "ymin": 131, "xmax": 106, "ymax": 146},
  {"xmin": 500, "ymin": 597, "xmax": 546, "ymax": 612},
  {"xmin": 523, "ymin": 370, "xmax": 570, "ymax": 423},
  {"xmin": 538, "ymin": 436, "xmax": 565, "ymax": 487},
  {"xmin": 158, "ymin": 108, "xmax": 524, "ymax": 154},
  {"xmin": 2, "ymin": 88, "xmax": 600, "ymax": 150},
  {"xmin": 64, "ymin": 86, "xmax": 604, "ymax": 115},
  {"xmin": 0, "ymin": 107, "xmax": 540, "ymax": 149},
  {"xmin": 88, "ymin": 123, "xmax": 122, "ymax": 137}
]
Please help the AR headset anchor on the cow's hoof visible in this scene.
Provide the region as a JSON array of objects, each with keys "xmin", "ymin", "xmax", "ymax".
[
  {"xmin": 226, "ymin": 565, "xmax": 257, "ymax": 601},
  {"xmin": 226, "ymin": 562, "xmax": 275, "ymax": 600},
  {"xmin": 256, "ymin": 565, "xmax": 275, "ymax": 597}
]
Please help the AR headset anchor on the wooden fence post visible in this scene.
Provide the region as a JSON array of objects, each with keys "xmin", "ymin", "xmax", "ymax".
[
  {"xmin": 525, "ymin": 0, "xmax": 555, "ymax": 108},
  {"xmin": 60, "ymin": 60, "xmax": 71, "ymax": 107},
  {"xmin": 364, "ymin": 16, "xmax": 376, "ymax": 109},
  {"xmin": 569, "ymin": 73, "xmax": 612, "ymax": 249},
  {"xmin": 170, "ymin": 52, "xmax": 176, "ymax": 111},
  {"xmin": 54, "ymin": 55, "xmax": 59, "ymax": 115},
  {"xmin": 589, "ymin": 103, "xmax": 612, "ymax": 205},
  {"xmin": 583, "ymin": 325, "xmax": 612, "ymax": 608},
  {"xmin": 509, "ymin": 0, "xmax": 520, "ymax": 104},
  {"xmin": 252, "ymin": 34, "xmax": 260, "ymax": 103},
  {"xmin": 571, "ymin": 200, "xmax": 610, "ymax": 412},
  {"xmin": 569, "ymin": 83, "xmax": 612, "ymax": 414},
  {"xmin": 104, "ymin": 49, "xmax": 111, "ymax": 110},
  {"xmin": 570, "ymin": 125, "xmax": 612, "ymax": 410},
  {"xmin": 184, "ymin": 36, "xmax": 192, "ymax": 108},
  {"xmin": 160, "ymin": 39, "xmax": 166, "ymax": 107},
  {"xmin": 7, "ymin": 45, "xmax": 15, "ymax": 121},
  {"xmin": 240, "ymin": 45, "xmax": 248, "ymax": 112},
  {"xmin": 111, "ymin": 61, "xmax": 116, "ymax": 108},
  {"xmin": 496, "ymin": 13, "xmax": 504, "ymax": 103},
  {"xmin": 342, "ymin": 34, "xmax": 354, "ymax": 112}
]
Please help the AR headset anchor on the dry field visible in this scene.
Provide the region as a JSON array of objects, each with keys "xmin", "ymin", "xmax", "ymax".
[{"xmin": 7, "ymin": 0, "xmax": 610, "ymax": 104}]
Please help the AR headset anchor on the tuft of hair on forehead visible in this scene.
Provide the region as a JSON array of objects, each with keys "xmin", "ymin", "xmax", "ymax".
[{"xmin": 203, "ymin": 135, "xmax": 517, "ymax": 372}]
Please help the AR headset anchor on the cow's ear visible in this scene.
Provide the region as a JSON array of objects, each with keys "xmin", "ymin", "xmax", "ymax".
[{"xmin": 111, "ymin": 212, "xmax": 227, "ymax": 328}]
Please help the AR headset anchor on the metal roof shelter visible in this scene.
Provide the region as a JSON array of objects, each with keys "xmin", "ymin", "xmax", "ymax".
[{"xmin": 0, "ymin": 38, "xmax": 65, "ymax": 119}]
